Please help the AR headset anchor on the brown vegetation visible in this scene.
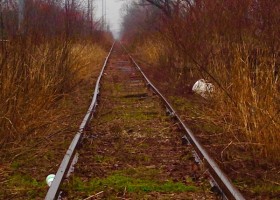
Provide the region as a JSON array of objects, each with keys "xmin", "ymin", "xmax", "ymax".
[
  {"xmin": 0, "ymin": 43, "xmax": 107, "ymax": 199},
  {"xmin": 0, "ymin": 0, "xmax": 113, "ymax": 146},
  {"xmin": 0, "ymin": 1, "xmax": 112, "ymax": 198},
  {"xmin": 122, "ymin": 0, "xmax": 280, "ymax": 164},
  {"xmin": 121, "ymin": 0, "xmax": 280, "ymax": 198}
]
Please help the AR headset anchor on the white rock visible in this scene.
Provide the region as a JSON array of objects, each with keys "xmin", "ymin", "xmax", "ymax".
[{"xmin": 192, "ymin": 79, "xmax": 214, "ymax": 98}]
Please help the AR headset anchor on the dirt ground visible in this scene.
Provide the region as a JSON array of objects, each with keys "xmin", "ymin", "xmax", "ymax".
[
  {"xmin": 136, "ymin": 55, "xmax": 280, "ymax": 200},
  {"xmin": 61, "ymin": 44, "xmax": 218, "ymax": 199}
]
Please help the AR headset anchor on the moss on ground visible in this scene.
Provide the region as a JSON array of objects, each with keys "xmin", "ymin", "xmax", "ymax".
[
  {"xmin": 61, "ymin": 52, "xmax": 216, "ymax": 199},
  {"xmin": 64, "ymin": 168, "xmax": 197, "ymax": 197},
  {"xmin": 1, "ymin": 173, "xmax": 46, "ymax": 199}
]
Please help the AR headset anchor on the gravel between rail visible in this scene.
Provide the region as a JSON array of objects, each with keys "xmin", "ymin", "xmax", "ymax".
[{"xmin": 61, "ymin": 44, "xmax": 217, "ymax": 199}]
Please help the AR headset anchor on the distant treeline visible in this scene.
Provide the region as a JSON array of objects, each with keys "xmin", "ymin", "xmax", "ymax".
[{"xmin": 1, "ymin": 0, "xmax": 112, "ymax": 41}]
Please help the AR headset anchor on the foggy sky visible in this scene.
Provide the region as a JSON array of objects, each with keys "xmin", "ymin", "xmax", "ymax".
[{"xmin": 94, "ymin": 0, "xmax": 128, "ymax": 39}]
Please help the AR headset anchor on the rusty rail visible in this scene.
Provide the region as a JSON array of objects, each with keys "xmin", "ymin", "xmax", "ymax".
[
  {"xmin": 45, "ymin": 41, "xmax": 245, "ymax": 200},
  {"xmin": 121, "ymin": 43, "xmax": 245, "ymax": 200},
  {"xmin": 45, "ymin": 42, "xmax": 115, "ymax": 200}
]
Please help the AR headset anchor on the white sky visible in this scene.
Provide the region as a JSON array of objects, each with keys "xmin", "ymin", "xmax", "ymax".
[{"xmin": 94, "ymin": 0, "xmax": 128, "ymax": 39}]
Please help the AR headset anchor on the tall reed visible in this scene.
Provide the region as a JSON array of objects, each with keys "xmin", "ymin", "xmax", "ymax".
[
  {"xmin": 136, "ymin": 36, "xmax": 280, "ymax": 162},
  {"xmin": 0, "ymin": 38, "xmax": 106, "ymax": 147},
  {"xmin": 210, "ymin": 43, "xmax": 280, "ymax": 159}
]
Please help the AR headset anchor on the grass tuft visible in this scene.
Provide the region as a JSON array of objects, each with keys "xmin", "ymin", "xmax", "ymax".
[{"xmin": 67, "ymin": 174, "xmax": 196, "ymax": 194}]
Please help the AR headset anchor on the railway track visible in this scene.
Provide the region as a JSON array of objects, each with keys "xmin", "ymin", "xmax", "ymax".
[{"xmin": 45, "ymin": 42, "xmax": 245, "ymax": 200}]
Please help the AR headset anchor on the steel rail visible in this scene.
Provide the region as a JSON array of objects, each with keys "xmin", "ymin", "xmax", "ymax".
[
  {"xmin": 45, "ymin": 42, "xmax": 115, "ymax": 200},
  {"xmin": 121, "ymin": 43, "xmax": 245, "ymax": 200}
]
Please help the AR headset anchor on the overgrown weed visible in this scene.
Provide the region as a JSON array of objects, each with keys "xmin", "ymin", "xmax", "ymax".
[
  {"xmin": 0, "ymin": 38, "xmax": 106, "ymax": 148},
  {"xmin": 135, "ymin": 36, "xmax": 280, "ymax": 163}
]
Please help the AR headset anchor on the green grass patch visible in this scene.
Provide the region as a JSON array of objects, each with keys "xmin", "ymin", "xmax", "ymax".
[
  {"xmin": 6, "ymin": 173, "xmax": 46, "ymax": 199},
  {"xmin": 68, "ymin": 174, "xmax": 196, "ymax": 194},
  {"xmin": 252, "ymin": 184, "xmax": 280, "ymax": 194},
  {"xmin": 170, "ymin": 96, "xmax": 196, "ymax": 110},
  {"xmin": 93, "ymin": 155, "xmax": 115, "ymax": 163},
  {"xmin": 11, "ymin": 161, "xmax": 21, "ymax": 170},
  {"xmin": 65, "ymin": 168, "xmax": 197, "ymax": 196},
  {"xmin": 233, "ymin": 179, "xmax": 280, "ymax": 197}
]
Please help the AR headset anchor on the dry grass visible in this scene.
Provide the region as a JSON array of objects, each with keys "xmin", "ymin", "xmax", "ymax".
[
  {"xmin": 0, "ymin": 39, "xmax": 108, "ymax": 199},
  {"xmin": 136, "ymin": 36, "xmax": 167, "ymax": 65},
  {"xmin": 135, "ymin": 38, "xmax": 280, "ymax": 163},
  {"xmin": 210, "ymin": 43, "xmax": 280, "ymax": 160},
  {"xmin": 0, "ymin": 39, "xmax": 107, "ymax": 149}
]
